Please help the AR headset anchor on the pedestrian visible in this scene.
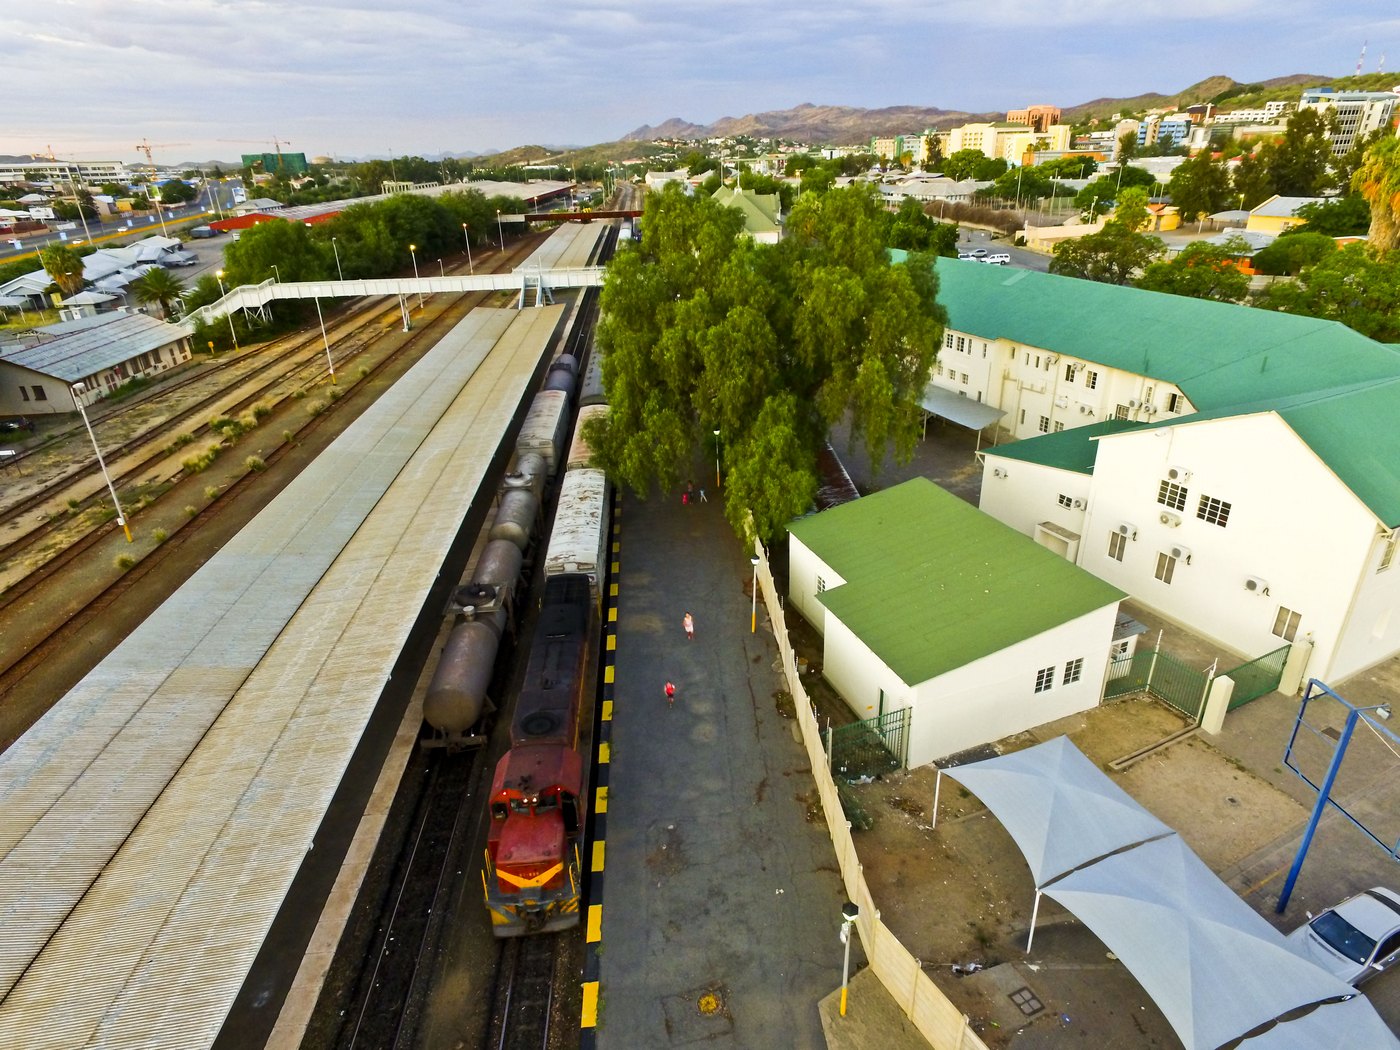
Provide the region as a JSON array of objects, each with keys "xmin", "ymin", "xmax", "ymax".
[
  {"xmin": 665, "ymin": 680, "xmax": 676, "ymax": 707},
  {"xmin": 698, "ymin": 487, "xmax": 708, "ymax": 503},
  {"xmin": 686, "ymin": 480, "xmax": 695, "ymax": 505},
  {"xmin": 683, "ymin": 612, "xmax": 694, "ymax": 640}
]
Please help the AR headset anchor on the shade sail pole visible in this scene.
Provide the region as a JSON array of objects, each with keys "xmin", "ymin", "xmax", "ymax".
[
  {"xmin": 931, "ymin": 768, "xmax": 942, "ymax": 830},
  {"xmin": 1026, "ymin": 889, "xmax": 1042, "ymax": 954}
]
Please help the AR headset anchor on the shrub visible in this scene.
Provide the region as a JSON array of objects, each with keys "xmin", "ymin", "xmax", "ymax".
[
  {"xmin": 182, "ymin": 447, "xmax": 219, "ymax": 473},
  {"xmin": 184, "ymin": 504, "xmax": 198, "ymax": 518},
  {"xmin": 153, "ymin": 527, "xmax": 168, "ymax": 542},
  {"xmin": 306, "ymin": 399, "xmax": 327, "ymax": 417},
  {"xmin": 66, "ymin": 497, "xmax": 81, "ymax": 510},
  {"xmin": 292, "ymin": 388, "xmax": 307, "ymax": 399},
  {"xmin": 358, "ymin": 366, "xmax": 370, "ymax": 379},
  {"xmin": 327, "ymin": 387, "xmax": 343, "ymax": 402},
  {"xmin": 204, "ymin": 485, "xmax": 219, "ymax": 500},
  {"xmin": 238, "ymin": 412, "xmax": 258, "ymax": 431},
  {"xmin": 282, "ymin": 429, "xmax": 294, "ymax": 443},
  {"xmin": 244, "ymin": 455, "xmax": 266, "ymax": 472},
  {"xmin": 115, "ymin": 553, "xmax": 136, "ymax": 570},
  {"xmin": 251, "ymin": 402, "xmax": 272, "ymax": 420}
]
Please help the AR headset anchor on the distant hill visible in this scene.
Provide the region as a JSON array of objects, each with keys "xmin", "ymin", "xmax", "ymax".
[
  {"xmin": 1062, "ymin": 73, "xmax": 1329, "ymax": 123},
  {"xmin": 622, "ymin": 102, "xmax": 1001, "ymax": 146}
]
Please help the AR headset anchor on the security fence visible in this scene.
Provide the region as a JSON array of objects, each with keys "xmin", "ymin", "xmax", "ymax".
[{"xmin": 1223, "ymin": 644, "xmax": 1291, "ymax": 710}]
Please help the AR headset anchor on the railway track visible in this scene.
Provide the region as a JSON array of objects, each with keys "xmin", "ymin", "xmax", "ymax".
[{"xmin": 489, "ymin": 934, "xmax": 562, "ymax": 1050}]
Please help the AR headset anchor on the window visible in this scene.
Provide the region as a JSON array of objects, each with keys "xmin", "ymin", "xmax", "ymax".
[
  {"xmin": 1155, "ymin": 551, "xmax": 1177, "ymax": 584},
  {"xmin": 816, "ymin": 576, "xmax": 826, "ymax": 595},
  {"xmin": 956, "ymin": 336, "xmax": 967, "ymax": 353},
  {"xmin": 1053, "ymin": 421, "xmax": 1065, "ymax": 433},
  {"xmin": 945, "ymin": 333, "xmax": 954, "ymax": 349},
  {"xmin": 1111, "ymin": 639, "xmax": 1130, "ymax": 659},
  {"xmin": 1381, "ymin": 532, "xmax": 1398, "ymax": 573},
  {"xmin": 1196, "ymin": 495, "xmax": 1231, "ymax": 527},
  {"xmin": 1057, "ymin": 494, "xmax": 1073, "ymax": 508},
  {"xmin": 1038, "ymin": 415, "xmax": 1050, "ymax": 433},
  {"xmin": 19, "ymin": 386, "xmax": 28, "ymax": 402},
  {"xmin": 1108, "ymin": 531, "xmax": 1127, "ymax": 561},
  {"xmin": 1115, "ymin": 404, "xmax": 1130, "ymax": 420},
  {"xmin": 1085, "ymin": 370, "xmax": 1099, "ymax": 390},
  {"xmin": 1019, "ymin": 409, "xmax": 1026, "ymax": 425},
  {"xmin": 936, "ymin": 364, "xmax": 944, "ymax": 377},
  {"xmin": 960, "ymin": 372, "xmax": 969, "ymax": 384},
  {"xmin": 1063, "ymin": 658, "xmax": 1084, "ymax": 685},
  {"xmin": 1034, "ymin": 666, "xmax": 1055, "ymax": 693},
  {"xmin": 32, "ymin": 386, "xmax": 46, "ymax": 401},
  {"xmin": 1157, "ymin": 480, "xmax": 1188, "ymax": 511},
  {"xmin": 1065, "ymin": 364, "xmax": 1076, "ymax": 382},
  {"xmin": 1167, "ymin": 392, "xmax": 1183, "ymax": 413},
  {"xmin": 1273, "ymin": 606, "xmax": 1302, "ymax": 641},
  {"xmin": 981, "ymin": 343, "xmax": 987, "ymax": 359}
]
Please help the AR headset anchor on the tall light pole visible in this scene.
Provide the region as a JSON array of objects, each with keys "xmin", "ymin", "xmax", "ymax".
[
  {"xmin": 215, "ymin": 270, "xmax": 240, "ymax": 352},
  {"xmin": 750, "ymin": 555, "xmax": 761, "ymax": 633},
  {"xmin": 496, "ymin": 208, "xmax": 503, "ymax": 248},
  {"xmin": 438, "ymin": 258, "xmax": 445, "ymax": 277},
  {"xmin": 839, "ymin": 901, "xmax": 860, "ymax": 1017},
  {"xmin": 331, "ymin": 236, "xmax": 344, "ymax": 281},
  {"xmin": 408, "ymin": 243, "xmax": 423, "ymax": 309},
  {"xmin": 150, "ymin": 185, "xmax": 170, "ymax": 237},
  {"xmin": 314, "ymin": 297, "xmax": 336, "ymax": 384},
  {"xmin": 71, "ymin": 383, "xmax": 131, "ymax": 543},
  {"xmin": 713, "ymin": 428, "xmax": 721, "ymax": 490},
  {"xmin": 270, "ymin": 263, "xmax": 280, "ymax": 283},
  {"xmin": 461, "ymin": 223, "xmax": 474, "ymax": 273}
]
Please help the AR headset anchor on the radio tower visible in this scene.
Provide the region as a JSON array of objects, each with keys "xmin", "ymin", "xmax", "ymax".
[{"xmin": 1357, "ymin": 39, "xmax": 1368, "ymax": 76}]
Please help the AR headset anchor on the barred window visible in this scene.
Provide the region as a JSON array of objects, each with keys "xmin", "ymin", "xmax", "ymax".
[
  {"xmin": 1039, "ymin": 415, "xmax": 1050, "ymax": 433},
  {"xmin": 1063, "ymin": 658, "xmax": 1084, "ymax": 685},
  {"xmin": 1053, "ymin": 421, "xmax": 1065, "ymax": 433},
  {"xmin": 1157, "ymin": 480, "xmax": 1188, "ymax": 511},
  {"xmin": 1381, "ymin": 532, "xmax": 1398, "ymax": 573},
  {"xmin": 1196, "ymin": 495, "xmax": 1231, "ymax": 527},
  {"xmin": 1034, "ymin": 666, "xmax": 1055, "ymax": 693},
  {"xmin": 1057, "ymin": 494, "xmax": 1073, "ymax": 508},
  {"xmin": 945, "ymin": 332, "xmax": 954, "ymax": 349},
  {"xmin": 1085, "ymin": 370, "xmax": 1099, "ymax": 389}
]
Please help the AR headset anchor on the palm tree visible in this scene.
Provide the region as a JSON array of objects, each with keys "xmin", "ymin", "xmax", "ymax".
[
  {"xmin": 132, "ymin": 267, "xmax": 186, "ymax": 319},
  {"xmin": 38, "ymin": 244, "xmax": 86, "ymax": 299},
  {"xmin": 1353, "ymin": 135, "xmax": 1400, "ymax": 254}
]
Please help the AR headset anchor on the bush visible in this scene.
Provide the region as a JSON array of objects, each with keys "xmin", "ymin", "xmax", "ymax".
[
  {"xmin": 327, "ymin": 387, "xmax": 343, "ymax": 401},
  {"xmin": 181, "ymin": 447, "xmax": 219, "ymax": 473},
  {"xmin": 168, "ymin": 432, "xmax": 195, "ymax": 451},
  {"xmin": 358, "ymin": 366, "xmax": 370, "ymax": 379},
  {"xmin": 306, "ymin": 399, "xmax": 327, "ymax": 417},
  {"xmin": 204, "ymin": 485, "xmax": 220, "ymax": 500},
  {"xmin": 251, "ymin": 402, "xmax": 272, "ymax": 420},
  {"xmin": 66, "ymin": 497, "xmax": 81, "ymax": 510},
  {"xmin": 282, "ymin": 429, "xmax": 294, "ymax": 443},
  {"xmin": 152, "ymin": 527, "xmax": 168, "ymax": 542},
  {"xmin": 244, "ymin": 455, "xmax": 266, "ymax": 472},
  {"xmin": 292, "ymin": 389, "xmax": 307, "ymax": 400},
  {"xmin": 115, "ymin": 553, "xmax": 136, "ymax": 570},
  {"xmin": 184, "ymin": 504, "xmax": 198, "ymax": 518}
]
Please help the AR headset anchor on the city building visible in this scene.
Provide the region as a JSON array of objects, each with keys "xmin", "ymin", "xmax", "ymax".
[
  {"xmin": 0, "ymin": 160, "xmax": 133, "ymax": 187},
  {"xmin": 1007, "ymin": 105, "xmax": 1063, "ymax": 133},
  {"xmin": 710, "ymin": 185, "xmax": 781, "ymax": 243},
  {"xmin": 945, "ymin": 122, "xmax": 1033, "ymax": 162},
  {"xmin": 240, "ymin": 152, "xmax": 310, "ymax": 175},
  {"xmin": 1137, "ymin": 114, "xmax": 1193, "ymax": 149},
  {"xmin": 1297, "ymin": 88, "xmax": 1400, "ymax": 155},
  {"xmin": 787, "ymin": 478, "xmax": 1125, "ymax": 766},
  {"xmin": 870, "ymin": 134, "xmax": 933, "ymax": 167},
  {"xmin": 1244, "ymin": 195, "xmax": 1328, "ymax": 235}
]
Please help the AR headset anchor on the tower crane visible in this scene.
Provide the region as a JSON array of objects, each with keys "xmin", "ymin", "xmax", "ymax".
[
  {"xmin": 216, "ymin": 138, "xmax": 293, "ymax": 172},
  {"xmin": 134, "ymin": 138, "xmax": 191, "ymax": 177}
]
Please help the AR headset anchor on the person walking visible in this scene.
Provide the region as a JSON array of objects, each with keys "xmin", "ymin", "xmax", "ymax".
[
  {"xmin": 664, "ymin": 680, "xmax": 676, "ymax": 707},
  {"xmin": 698, "ymin": 487, "xmax": 708, "ymax": 503},
  {"xmin": 682, "ymin": 612, "xmax": 694, "ymax": 640}
]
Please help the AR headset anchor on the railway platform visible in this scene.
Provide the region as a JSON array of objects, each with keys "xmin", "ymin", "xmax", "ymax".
[
  {"xmin": 0, "ymin": 304, "xmax": 566, "ymax": 1048},
  {"xmin": 590, "ymin": 487, "xmax": 854, "ymax": 1049}
]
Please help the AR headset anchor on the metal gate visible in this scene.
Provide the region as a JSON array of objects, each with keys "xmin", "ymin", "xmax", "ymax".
[
  {"xmin": 1103, "ymin": 649, "xmax": 1211, "ymax": 722},
  {"xmin": 829, "ymin": 708, "xmax": 910, "ymax": 781},
  {"xmin": 1223, "ymin": 644, "xmax": 1290, "ymax": 709}
]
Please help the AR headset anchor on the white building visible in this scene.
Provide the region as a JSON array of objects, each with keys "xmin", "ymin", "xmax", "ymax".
[
  {"xmin": 980, "ymin": 379, "xmax": 1400, "ymax": 685},
  {"xmin": 0, "ymin": 160, "xmax": 133, "ymax": 187},
  {"xmin": 787, "ymin": 478, "xmax": 1125, "ymax": 766},
  {"xmin": 1298, "ymin": 88, "xmax": 1400, "ymax": 155}
]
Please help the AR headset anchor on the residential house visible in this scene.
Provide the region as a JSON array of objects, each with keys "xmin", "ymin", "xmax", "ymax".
[
  {"xmin": 1245, "ymin": 195, "xmax": 1328, "ymax": 235},
  {"xmin": 711, "ymin": 186, "xmax": 781, "ymax": 243},
  {"xmin": 788, "ymin": 478, "xmax": 1125, "ymax": 766}
]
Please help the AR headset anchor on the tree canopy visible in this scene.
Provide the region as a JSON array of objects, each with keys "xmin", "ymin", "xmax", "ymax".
[
  {"xmin": 887, "ymin": 197, "xmax": 959, "ymax": 256},
  {"xmin": 1250, "ymin": 232, "xmax": 1337, "ymax": 276},
  {"xmin": 1166, "ymin": 151, "xmax": 1234, "ymax": 222},
  {"xmin": 1073, "ymin": 166, "xmax": 1158, "ymax": 218},
  {"xmin": 39, "ymin": 244, "xmax": 85, "ymax": 298},
  {"xmin": 1353, "ymin": 134, "xmax": 1400, "ymax": 253},
  {"xmin": 1049, "ymin": 220, "xmax": 1165, "ymax": 285},
  {"xmin": 941, "ymin": 149, "xmax": 1009, "ymax": 182},
  {"xmin": 1255, "ymin": 244, "xmax": 1400, "ymax": 341},
  {"xmin": 131, "ymin": 268, "xmax": 186, "ymax": 319},
  {"xmin": 1134, "ymin": 238, "xmax": 1252, "ymax": 303},
  {"xmin": 587, "ymin": 185, "xmax": 945, "ymax": 542}
]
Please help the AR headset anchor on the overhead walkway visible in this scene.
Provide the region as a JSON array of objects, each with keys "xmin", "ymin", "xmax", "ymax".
[{"xmin": 0, "ymin": 305, "xmax": 567, "ymax": 1048}]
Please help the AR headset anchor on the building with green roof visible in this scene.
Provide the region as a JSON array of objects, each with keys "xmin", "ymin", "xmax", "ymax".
[
  {"xmin": 788, "ymin": 478, "xmax": 1125, "ymax": 766},
  {"xmin": 711, "ymin": 186, "xmax": 781, "ymax": 243},
  {"xmin": 892, "ymin": 251, "xmax": 1400, "ymax": 444}
]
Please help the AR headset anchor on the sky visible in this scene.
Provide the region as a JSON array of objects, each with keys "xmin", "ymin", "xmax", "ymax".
[{"xmin": 2, "ymin": 1, "xmax": 1397, "ymax": 166}]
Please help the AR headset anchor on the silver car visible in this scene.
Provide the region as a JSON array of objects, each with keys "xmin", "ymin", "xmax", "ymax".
[{"xmin": 1286, "ymin": 887, "xmax": 1400, "ymax": 986}]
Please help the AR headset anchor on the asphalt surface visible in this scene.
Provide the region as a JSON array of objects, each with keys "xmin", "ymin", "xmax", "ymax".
[{"xmin": 594, "ymin": 484, "xmax": 856, "ymax": 1048}]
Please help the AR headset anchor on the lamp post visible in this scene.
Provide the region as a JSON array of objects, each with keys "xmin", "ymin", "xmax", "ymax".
[
  {"xmin": 408, "ymin": 243, "xmax": 422, "ymax": 309},
  {"xmin": 438, "ymin": 258, "xmax": 445, "ymax": 277},
  {"xmin": 214, "ymin": 270, "xmax": 239, "ymax": 352},
  {"xmin": 839, "ymin": 900, "xmax": 860, "ymax": 1017},
  {"xmin": 1276, "ymin": 685, "xmax": 1394, "ymax": 913},
  {"xmin": 150, "ymin": 188, "xmax": 170, "ymax": 237},
  {"xmin": 462, "ymin": 223, "xmax": 474, "ymax": 273},
  {"xmin": 270, "ymin": 263, "xmax": 280, "ymax": 283},
  {"xmin": 314, "ymin": 297, "xmax": 336, "ymax": 384},
  {"xmin": 713, "ymin": 428, "xmax": 721, "ymax": 490},
  {"xmin": 750, "ymin": 554, "xmax": 761, "ymax": 633},
  {"xmin": 331, "ymin": 236, "xmax": 343, "ymax": 281},
  {"xmin": 71, "ymin": 383, "xmax": 131, "ymax": 542},
  {"xmin": 496, "ymin": 208, "xmax": 504, "ymax": 248}
]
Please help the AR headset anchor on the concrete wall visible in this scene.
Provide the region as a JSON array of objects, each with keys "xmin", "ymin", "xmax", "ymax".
[
  {"xmin": 0, "ymin": 363, "xmax": 78, "ymax": 415},
  {"xmin": 980, "ymin": 458, "xmax": 1090, "ymax": 543},
  {"xmin": 786, "ymin": 533, "xmax": 846, "ymax": 635}
]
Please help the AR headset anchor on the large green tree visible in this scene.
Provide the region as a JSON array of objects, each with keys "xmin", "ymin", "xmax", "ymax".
[
  {"xmin": 1293, "ymin": 196, "xmax": 1370, "ymax": 237},
  {"xmin": 1073, "ymin": 166, "xmax": 1157, "ymax": 218},
  {"xmin": 1232, "ymin": 150, "xmax": 1274, "ymax": 210},
  {"xmin": 1049, "ymin": 222, "xmax": 1165, "ymax": 285},
  {"xmin": 39, "ymin": 244, "xmax": 85, "ymax": 298},
  {"xmin": 1166, "ymin": 151, "xmax": 1234, "ymax": 222},
  {"xmin": 1353, "ymin": 134, "xmax": 1400, "ymax": 253},
  {"xmin": 588, "ymin": 185, "xmax": 945, "ymax": 542},
  {"xmin": 223, "ymin": 218, "xmax": 329, "ymax": 285},
  {"xmin": 1134, "ymin": 238, "xmax": 1252, "ymax": 303},
  {"xmin": 1255, "ymin": 244, "xmax": 1400, "ymax": 341},
  {"xmin": 1250, "ymin": 231, "xmax": 1337, "ymax": 276},
  {"xmin": 887, "ymin": 197, "xmax": 959, "ymax": 256},
  {"xmin": 132, "ymin": 267, "xmax": 186, "ymax": 318},
  {"xmin": 1267, "ymin": 109, "xmax": 1335, "ymax": 197}
]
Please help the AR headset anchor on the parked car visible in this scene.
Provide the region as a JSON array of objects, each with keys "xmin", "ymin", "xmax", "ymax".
[
  {"xmin": 0, "ymin": 416, "xmax": 35, "ymax": 437},
  {"xmin": 985, "ymin": 253, "xmax": 1011, "ymax": 266},
  {"xmin": 1286, "ymin": 886, "xmax": 1400, "ymax": 986},
  {"xmin": 970, "ymin": 247, "xmax": 988, "ymax": 258}
]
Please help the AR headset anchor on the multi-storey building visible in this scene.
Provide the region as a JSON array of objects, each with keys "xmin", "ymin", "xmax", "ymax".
[
  {"xmin": 1007, "ymin": 105, "xmax": 1062, "ymax": 133},
  {"xmin": 0, "ymin": 160, "xmax": 133, "ymax": 186},
  {"xmin": 1297, "ymin": 88, "xmax": 1400, "ymax": 155}
]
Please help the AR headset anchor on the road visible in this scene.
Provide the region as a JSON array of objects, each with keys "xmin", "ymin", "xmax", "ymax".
[{"xmin": 955, "ymin": 225, "xmax": 1050, "ymax": 273}]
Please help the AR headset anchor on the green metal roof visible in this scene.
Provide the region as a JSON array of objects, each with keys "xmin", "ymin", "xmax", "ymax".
[
  {"xmin": 889, "ymin": 253, "xmax": 1400, "ymax": 409},
  {"xmin": 712, "ymin": 187, "xmax": 780, "ymax": 234},
  {"xmin": 790, "ymin": 478, "xmax": 1124, "ymax": 685},
  {"xmin": 986, "ymin": 419, "xmax": 1144, "ymax": 474}
]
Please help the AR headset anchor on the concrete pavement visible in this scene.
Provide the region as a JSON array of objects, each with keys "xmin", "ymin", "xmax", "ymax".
[{"xmin": 593, "ymin": 485, "xmax": 857, "ymax": 1048}]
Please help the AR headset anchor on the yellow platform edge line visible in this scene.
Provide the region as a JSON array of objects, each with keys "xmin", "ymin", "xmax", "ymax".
[
  {"xmin": 596, "ymin": 784, "xmax": 608, "ymax": 812},
  {"xmin": 607, "ymin": 635, "xmax": 616, "ymax": 651},
  {"xmin": 599, "ymin": 741, "xmax": 611, "ymax": 764},
  {"xmin": 581, "ymin": 981, "xmax": 599, "ymax": 1027},
  {"xmin": 601, "ymin": 699, "xmax": 613, "ymax": 721},
  {"xmin": 591, "ymin": 839, "xmax": 605, "ymax": 872},
  {"xmin": 587, "ymin": 903, "xmax": 603, "ymax": 942}
]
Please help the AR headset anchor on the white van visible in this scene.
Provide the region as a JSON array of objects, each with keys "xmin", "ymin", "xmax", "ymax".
[{"xmin": 985, "ymin": 253, "xmax": 1011, "ymax": 265}]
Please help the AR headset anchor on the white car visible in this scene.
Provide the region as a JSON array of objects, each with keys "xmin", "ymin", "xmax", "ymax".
[{"xmin": 1286, "ymin": 886, "xmax": 1400, "ymax": 986}]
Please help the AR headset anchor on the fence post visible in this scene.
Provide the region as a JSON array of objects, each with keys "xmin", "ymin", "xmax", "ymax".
[{"xmin": 1200, "ymin": 674, "xmax": 1235, "ymax": 735}]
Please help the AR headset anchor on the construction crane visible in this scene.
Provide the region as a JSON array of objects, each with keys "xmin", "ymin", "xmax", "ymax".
[
  {"xmin": 216, "ymin": 138, "xmax": 293, "ymax": 172},
  {"xmin": 134, "ymin": 138, "xmax": 191, "ymax": 176}
]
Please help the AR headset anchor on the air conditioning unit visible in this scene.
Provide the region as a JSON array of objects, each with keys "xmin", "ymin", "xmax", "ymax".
[
  {"xmin": 1045, "ymin": 354, "xmax": 1059, "ymax": 365},
  {"xmin": 1072, "ymin": 498, "xmax": 1087, "ymax": 510},
  {"xmin": 1117, "ymin": 522, "xmax": 1137, "ymax": 539},
  {"xmin": 1159, "ymin": 511, "xmax": 1182, "ymax": 528},
  {"xmin": 1128, "ymin": 399, "xmax": 1140, "ymax": 408},
  {"xmin": 1078, "ymin": 405, "xmax": 1089, "ymax": 414},
  {"xmin": 992, "ymin": 467, "xmax": 1007, "ymax": 479},
  {"xmin": 1166, "ymin": 465, "xmax": 1191, "ymax": 482},
  {"xmin": 1244, "ymin": 576, "xmax": 1270, "ymax": 595},
  {"xmin": 1143, "ymin": 404, "xmax": 1158, "ymax": 415},
  {"xmin": 1170, "ymin": 544, "xmax": 1192, "ymax": 563}
]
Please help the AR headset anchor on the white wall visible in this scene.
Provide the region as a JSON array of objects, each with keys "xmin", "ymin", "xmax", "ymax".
[
  {"xmin": 0, "ymin": 363, "xmax": 77, "ymax": 416},
  {"xmin": 786, "ymin": 534, "xmax": 846, "ymax": 635},
  {"xmin": 821, "ymin": 599, "xmax": 1119, "ymax": 767},
  {"xmin": 980, "ymin": 457, "xmax": 1090, "ymax": 543},
  {"xmin": 1079, "ymin": 414, "xmax": 1389, "ymax": 679}
]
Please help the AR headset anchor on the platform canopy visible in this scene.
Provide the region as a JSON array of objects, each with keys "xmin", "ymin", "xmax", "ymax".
[
  {"xmin": 919, "ymin": 382, "xmax": 1005, "ymax": 430},
  {"xmin": 942, "ymin": 737, "xmax": 1398, "ymax": 1050}
]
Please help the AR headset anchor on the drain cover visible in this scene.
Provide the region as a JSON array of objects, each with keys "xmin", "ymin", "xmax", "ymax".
[{"xmin": 1009, "ymin": 986, "xmax": 1045, "ymax": 1017}]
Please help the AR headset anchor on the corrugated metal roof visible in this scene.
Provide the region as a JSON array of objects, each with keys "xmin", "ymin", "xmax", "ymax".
[
  {"xmin": 791, "ymin": 478, "xmax": 1124, "ymax": 685},
  {"xmin": 0, "ymin": 312, "xmax": 185, "ymax": 382},
  {"xmin": 0, "ymin": 304, "xmax": 564, "ymax": 1046},
  {"xmin": 985, "ymin": 419, "xmax": 1144, "ymax": 474}
]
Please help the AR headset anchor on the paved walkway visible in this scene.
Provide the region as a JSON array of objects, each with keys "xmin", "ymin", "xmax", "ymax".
[{"xmin": 594, "ymin": 486, "xmax": 854, "ymax": 1048}]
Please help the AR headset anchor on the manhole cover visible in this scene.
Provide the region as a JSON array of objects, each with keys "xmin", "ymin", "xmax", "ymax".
[
  {"xmin": 661, "ymin": 984, "xmax": 733, "ymax": 1043},
  {"xmin": 1009, "ymin": 986, "xmax": 1044, "ymax": 1017},
  {"xmin": 697, "ymin": 990, "xmax": 723, "ymax": 1015}
]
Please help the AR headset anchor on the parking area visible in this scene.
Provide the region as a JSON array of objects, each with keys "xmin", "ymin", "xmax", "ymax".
[{"xmin": 819, "ymin": 418, "xmax": 1400, "ymax": 1045}]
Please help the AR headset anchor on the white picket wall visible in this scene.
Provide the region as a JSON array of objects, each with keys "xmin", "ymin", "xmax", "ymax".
[{"xmin": 754, "ymin": 540, "xmax": 989, "ymax": 1050}]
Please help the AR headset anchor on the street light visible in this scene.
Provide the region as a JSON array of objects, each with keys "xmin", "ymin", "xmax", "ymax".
[
  {"xmin": 408, "ymin": 243, "xmax": 422, "ymax": 309},
  {"xmin": 214, "ymin": 270, "xmax": 240, "ymax": 352},
  {"xmin": 713, "ymin": 428, "xmax": 722, "ymax": 490},
  {"xmin": 839, "ymin": 900, "xmax": 860, "ymax": 1017},
  {"xmin": 461, "ymin": 223, "xmax": 474, "ymax": 273},
  {"xmin": 314, "ymin": 297, "xmax": 336, "ymax": 384},
  {"xmin": 750, "ymin": 554, "xmax": 761, "ymax": 633},
  {"xmin": 438, "ymin": 258, "xmax": 445, "ymax": 277},
  {"xmin": 71, "ymin": 383, "xmax": 131, "ymax": 543},
  {"xmin": 331, "ymin": 236, "xmax": 343, "ymax": 281},
  {"xmin": 270, "ymin": 263, "xmax": 280, "ymax": 283},
  {"xmin": 1276, "ymin": 683, "xmax": 1394, "ymax": 913},
  {"xmin": 496, "ymin": 208, "xmax": 504, "ymax": 248}
]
